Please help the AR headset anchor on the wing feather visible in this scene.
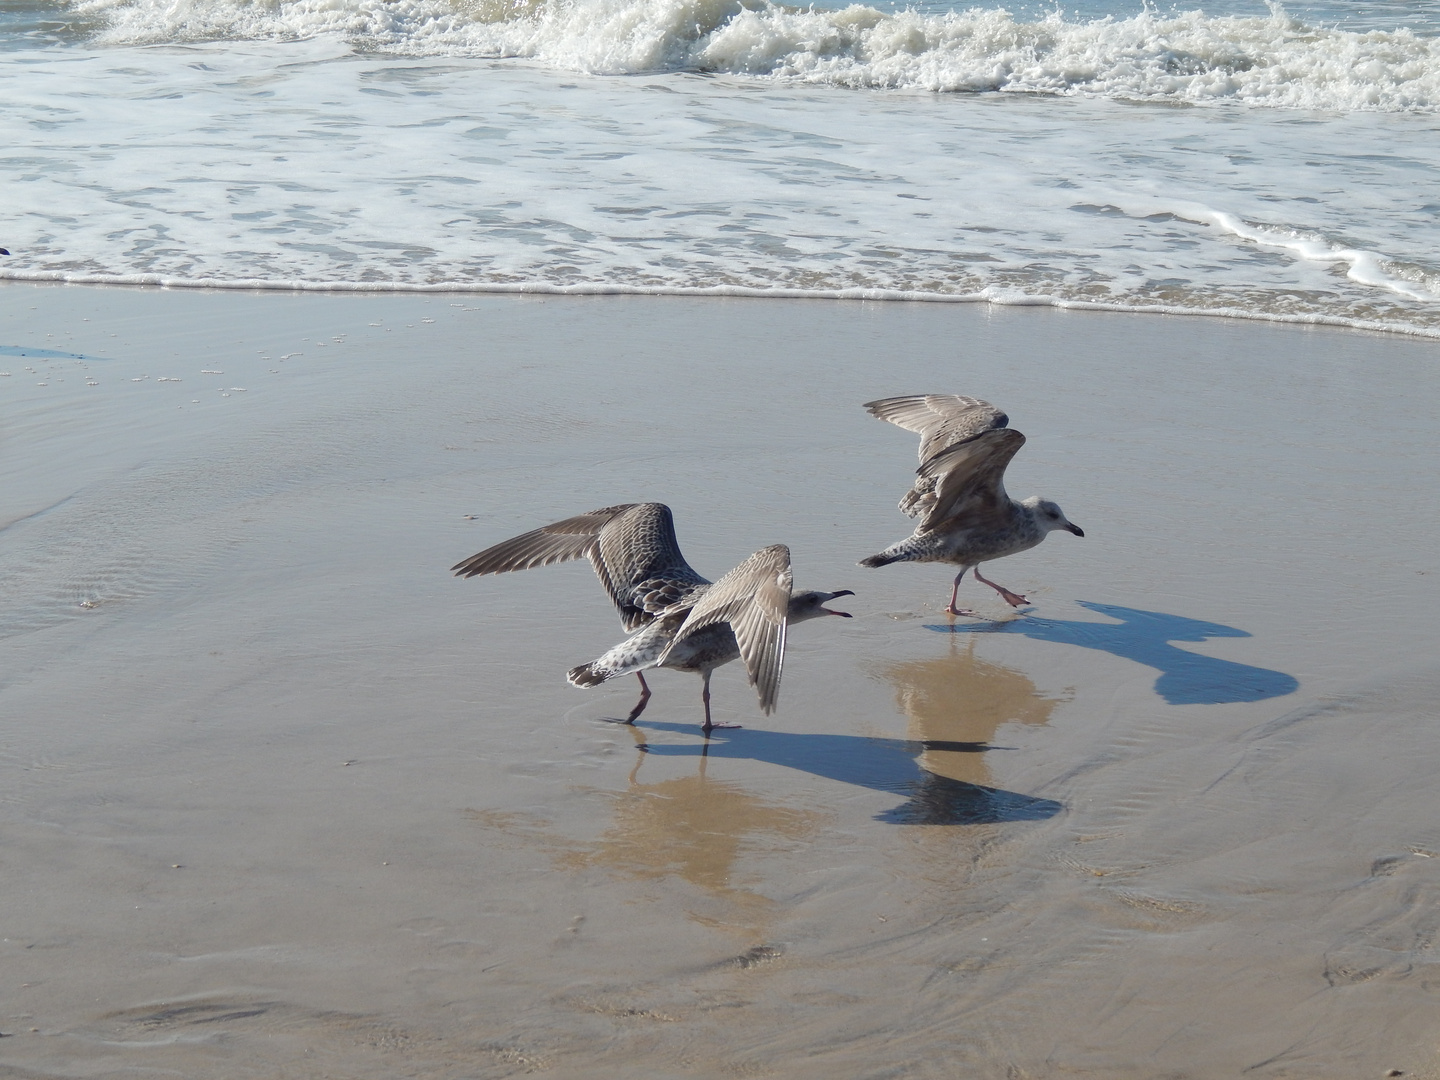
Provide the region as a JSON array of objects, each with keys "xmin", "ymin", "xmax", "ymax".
[
  {"xmin": 592, "ymin": 503, "xmax": 708, "ymax": 628},
  {"xmin": 863, "ymin": 395, "xmax": 1008, "ymax": 463},
  {"xmin": 657, "ymin": 545, "xmax": 792, "ymax": 714},
  {"xmin": 451, "ymin": 502, "xmax": 708, "ymax": 631},
  {"xmin": 918, "ymin": 428, "xmax": 1026, "ymax": 532},
  {"xmin": 450, "ymin": 504, "xmax": 638, "ymax": 578}
]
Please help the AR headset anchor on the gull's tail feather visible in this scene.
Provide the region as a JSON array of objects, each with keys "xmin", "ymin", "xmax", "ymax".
[
  {"xmin": 567, "ymin": 621, "xmax": 670, "ymax": 687},
  {"xmin": 861, "ymin": 533, "xmax": 933, "ymax": 569},
  {"xmin": 567, "ymin": 662, "xmax": 609, "ymax": 687},
  {"xmin": 862, "ymin": 549, "xmax": 911, "ymax": 569}
]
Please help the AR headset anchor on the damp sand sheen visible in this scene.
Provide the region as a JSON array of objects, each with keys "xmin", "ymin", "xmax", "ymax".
[{"xmin": 2, "ymin": 287, "xmax": 1440, "ymax": 1077}]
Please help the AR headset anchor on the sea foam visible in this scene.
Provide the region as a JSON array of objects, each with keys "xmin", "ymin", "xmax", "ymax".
[
  {"xmin": 5, "ymin": 2, "xmax": 1439, "ymax": 336},
  {"xmin": 74, "ymin": 0, "xmax": 1440, "ymax": 111}
]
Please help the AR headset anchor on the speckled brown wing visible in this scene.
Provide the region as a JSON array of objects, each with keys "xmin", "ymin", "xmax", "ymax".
[
  {"xmin": 863, "ymin": 395, "xmax": 1009, "ymax": 464},
  {"xmin": 592, "ymin": 503, "xmax": 711, "ymax": 629},
  {"xmin": 657, "ymin": 545, "xmax": 792, "ymax": 715},
  {"xmin": 917, "ymin": 427, "xmax": 1027, "ymax": 533},
  {"xmin": 450, "ymin": 504, "xmax": 638, "ymax": 579},
  {"xmin": 864, "ymin": 395, "xmax": 1011, "ymax": 518},
  {"xmin": 451, "ymin": 502, "xmax": 709, "ymax": 631}
]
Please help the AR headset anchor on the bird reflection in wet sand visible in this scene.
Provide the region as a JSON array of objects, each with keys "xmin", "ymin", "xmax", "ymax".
[
  {"xmin": 859, "ymin": 395, "xmax": 1083, "ymax": 616},
  {"xmin": 880, "ymin": 636, "xmax": 1063, "ymax": 790},
  {"xmin": 628, "ymin": 636, "xmax": 1066, "ymax": 828},
  {"xmin": 452, "ymin": 502, "xmax": 853, "ymax": 733},
  {"xmin": 563, "ymin": 737, "xmax": 821, "ymax": 936}
]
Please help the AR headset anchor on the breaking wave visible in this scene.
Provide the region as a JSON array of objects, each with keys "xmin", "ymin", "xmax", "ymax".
[{"xmin": 73, "ymin": 0, "xmax": 1440, "ymax": 111}]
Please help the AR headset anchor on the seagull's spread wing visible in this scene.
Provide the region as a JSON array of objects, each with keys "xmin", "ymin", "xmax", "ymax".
[
  {"xmin": 450, "ymin": 504, "xmax": 638, "ymax": 578},
  {"xmin": 593, "ymin": 503, "xmax": 710, "ymax": 628},
  {"xmin": 451, "ymin": 502, "xmax": 709, "ymax": 631},
  {"xmin": 917, "ymin": 427, "xmax": 1027, "ymax": 533},
  {"xmin": 863, "ymin": 395, "xmax": 1009, "ymax": 464},
  {"xmin": 658, "ymin": 544, "xmax": 792, "ymax": 714}
]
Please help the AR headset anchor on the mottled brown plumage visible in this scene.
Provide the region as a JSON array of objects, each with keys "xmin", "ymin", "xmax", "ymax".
[
  {"xmin": 451, "ymin": 503, "xmax": 706, "ymax": 632},
  {"xmin": 860, "ymin": 395, "xmax": 1082, "ymax": 616},
  {"xmin": 453, "ymin": 503, "xmax": 852, "ymax": 731}
]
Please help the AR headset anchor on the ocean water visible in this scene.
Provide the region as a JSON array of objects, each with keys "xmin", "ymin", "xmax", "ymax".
[{"xmin": 2, "ymin": 0, "xmax": 1439, "ymax": 334}]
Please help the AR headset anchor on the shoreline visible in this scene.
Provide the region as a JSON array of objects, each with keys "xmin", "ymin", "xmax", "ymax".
[{"xmin": 4, "ymin": 274, "xmax": 1439, "ymax": 341}]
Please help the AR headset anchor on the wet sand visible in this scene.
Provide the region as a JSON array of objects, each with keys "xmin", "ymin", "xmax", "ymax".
[{"xmin": 2, "ymin": 283, "xmax": 1439, "ymax": 1078}]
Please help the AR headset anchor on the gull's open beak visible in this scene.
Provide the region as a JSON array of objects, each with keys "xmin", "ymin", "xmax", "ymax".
[
  {"xmin": 823, "ymin": 589, "xmax": 855, "ymax": 617},
  {"xmin": 1067, "ymin": 523, "xmax": 1085, "ymax": 537}
]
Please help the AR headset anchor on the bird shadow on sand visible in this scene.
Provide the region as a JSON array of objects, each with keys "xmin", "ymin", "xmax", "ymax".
[
  {"xmin": 927, "ymin": 601, "xmax": 1298, "ymax": 705},
  {"xmin": 624, "ymin": 719, "xmax": 1063, "ymax": 826}
]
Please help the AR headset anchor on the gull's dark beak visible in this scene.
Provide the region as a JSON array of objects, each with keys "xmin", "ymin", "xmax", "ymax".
[
  {"xmin": 1067, "ymin": 523, "xmax": 1085, "ymax": 537},
  {"xmin": 823, "ymin": 589, "xmax": 855, "ymax": 617}
]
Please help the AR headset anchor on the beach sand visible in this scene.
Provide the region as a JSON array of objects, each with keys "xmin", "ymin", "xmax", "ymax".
[{"xmin": 2, "ymin": 282, "xmax": 1438, "ymax": 1078}]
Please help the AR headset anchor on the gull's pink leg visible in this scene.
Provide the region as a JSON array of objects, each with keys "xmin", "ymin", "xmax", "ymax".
[
  {"xmin": 699, "ymin": 669, "xmax": 740, "ymax": 734},
  {"xmin": 946, "ymin": 568, "xmax": 980, "ymax": 618},
  {"xmin": 973, "ymin": 565, "xmax": 1030, "ymax": 608},
  {"xmin": 622, "ymin": 672, "xmax": 651, "ymax": 724}
]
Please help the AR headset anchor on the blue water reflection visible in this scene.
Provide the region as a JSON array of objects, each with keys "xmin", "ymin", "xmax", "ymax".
[{"xmin": 0, "ymin": 345, "xmax": 105, "ymax": 360}]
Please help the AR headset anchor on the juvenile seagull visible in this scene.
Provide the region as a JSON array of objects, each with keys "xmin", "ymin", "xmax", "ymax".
[
  {"xmin": 452, "ymin": 503, "xmax": 852, "ymax": 732},
  {"xmin": 859, "ymin": 395, "xmax": 1083, "ymax": 616}
]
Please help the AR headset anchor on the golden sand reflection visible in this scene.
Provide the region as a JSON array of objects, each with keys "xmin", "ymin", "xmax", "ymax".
[
  {"xmin": 561, "ymin": 744, "xmax": 822, "ymax": 935},
  {"xmin": 879, "ymin": 637, "xmax": 1063, "ymax": 787}
]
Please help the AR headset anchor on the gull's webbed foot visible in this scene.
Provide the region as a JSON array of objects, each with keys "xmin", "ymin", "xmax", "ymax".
[{"xmin": 973, "ymin": 567, "xmax": 1030, "ymax": 609}]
